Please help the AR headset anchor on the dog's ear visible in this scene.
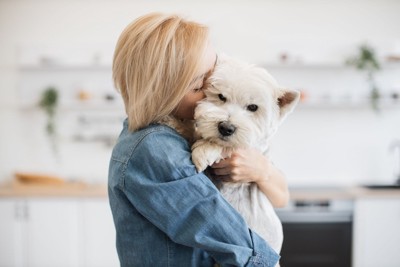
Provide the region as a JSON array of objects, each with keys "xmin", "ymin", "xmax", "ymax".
[{"xmin": 277, "ymin": 88, "xmax": 300, "ymax": 120}]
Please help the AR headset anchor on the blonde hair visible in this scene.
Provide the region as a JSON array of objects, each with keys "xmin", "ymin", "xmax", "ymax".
[{"xmin": 112, "ymin": 13, "xmax": 209, "ymax": 131}]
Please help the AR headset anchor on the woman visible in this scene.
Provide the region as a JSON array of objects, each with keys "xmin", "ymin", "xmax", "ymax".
[{"xmin": 109, "ymin": 12, "xmax": 288, "ymax": 266}]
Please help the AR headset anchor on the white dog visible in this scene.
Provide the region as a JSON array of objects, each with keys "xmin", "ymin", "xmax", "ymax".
[{"xmin": 191, "ymin": 56, "xmax": 300, "ymax": 254}]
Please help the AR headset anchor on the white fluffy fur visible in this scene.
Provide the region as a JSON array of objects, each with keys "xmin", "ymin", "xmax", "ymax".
[{"xmin": 192, "ymin": 56, "xmax": 300, "ymax": 254}]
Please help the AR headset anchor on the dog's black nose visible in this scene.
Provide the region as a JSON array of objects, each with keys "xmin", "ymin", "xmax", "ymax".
[{"xmin": 218, "ymin": 121, "xmax": 236, "ymax": 137}]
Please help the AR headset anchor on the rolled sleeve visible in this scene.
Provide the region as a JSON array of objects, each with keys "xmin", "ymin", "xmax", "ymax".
[
  {"xmin": 120, "ymin": 127, "xmax": 280, "ymax": 267},
  {"xmin": 246, "ymin": 230, "xmax": 280, "ymax": 267}
]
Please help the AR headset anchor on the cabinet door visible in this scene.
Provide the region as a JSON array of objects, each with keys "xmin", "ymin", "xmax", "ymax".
[
  {"xmin": 81, "ymin": 199, "xmax": 119, "ymax": 267},
  {"xmin": 26, "ymin": 199, "xmax": 80, "ymax": 267},
  {"xmin": 353, "ymin": 198, "xmax": 400, "ymax": 267},
  {"xmin": 0, "ymin": 199, "xmax": 26, "ymax": 267}
]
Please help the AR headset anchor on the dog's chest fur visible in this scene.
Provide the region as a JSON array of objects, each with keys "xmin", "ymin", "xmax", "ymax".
[
  {"xmin": 207, "ymin": 143, "xmax": 283, "ymax": 253},
  {"xmin": 216, "ymin": 174, "xmax": 283, "ymax": 253}
]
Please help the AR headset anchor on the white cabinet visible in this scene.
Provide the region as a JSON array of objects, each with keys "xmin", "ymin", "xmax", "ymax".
[
  {"xmin": 26, "ymin": 199, "xmax": 81, "ymax": 267},
  {"xmin": 353, "ymin": 198, "xmax": 400, "ymax": 267},
  {"xmin": 0, "ymin": 199, "xmax": 26, "ymax": 267},
  {"xmin": 0, "ymin": 199, "xmax": 80, "ymax": 267},
  {"xmin": 81, "ymin": 199, "xmax": 119, "ymax": 267},
  {"xmin": 0, "ymin": 198, "xmax": 119, "ymax": 267}
]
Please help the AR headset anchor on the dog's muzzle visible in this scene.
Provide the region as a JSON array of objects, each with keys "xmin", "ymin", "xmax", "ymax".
[{"xmin": 218, "ymin": 121, "xmax": 236, "ymax": 137}]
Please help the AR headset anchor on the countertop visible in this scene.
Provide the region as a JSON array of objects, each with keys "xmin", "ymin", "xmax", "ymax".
[
  {"xmin": 288, "ymin": 186, "xmax": 400, "ymax": 200},
  {"xmin": 0, "ymin": 180, "xmax": 399, "ymax": 199},
  {"xmin": 0, "ymin": 179, "xmax": 107, "ymax": 198}
]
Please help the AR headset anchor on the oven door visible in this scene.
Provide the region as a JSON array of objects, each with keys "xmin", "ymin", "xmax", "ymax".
[{"xmin": 276, "ymin": 200, "xmax": 353, "ymax": 267}]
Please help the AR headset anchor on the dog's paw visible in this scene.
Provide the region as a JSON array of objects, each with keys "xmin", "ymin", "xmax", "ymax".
[
  {"xmin": 192, "ymin": 144, "xmax": 223, "ymax": 173},
  {"xmin": 192, "ymin": 149, "xmax": 211, "ymax": 173}
]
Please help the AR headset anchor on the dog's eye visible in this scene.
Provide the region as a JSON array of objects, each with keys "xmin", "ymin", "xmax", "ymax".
[
  {"xmin": 247, "ymin": 104, "xmax": 258, "ymax": 112},
  {"xmin": 218, "ymin": 94, "xmax": 227, "ymax": 102}
]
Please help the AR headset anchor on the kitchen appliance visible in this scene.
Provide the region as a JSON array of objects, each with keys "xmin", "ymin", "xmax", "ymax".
[{"xmin": 276, "ymin": 191, "xmax": 353, "ymax": 267}]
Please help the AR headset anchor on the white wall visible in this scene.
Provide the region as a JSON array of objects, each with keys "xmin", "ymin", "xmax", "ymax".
[{"xmin": 0, "ymin": 0, "xmax": 399, "ymax": 186}]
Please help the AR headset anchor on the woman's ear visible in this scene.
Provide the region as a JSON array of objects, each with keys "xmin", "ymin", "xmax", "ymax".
[{"xmin": 277, "ymin": 88, "xmax": 300, "ymax": 120}]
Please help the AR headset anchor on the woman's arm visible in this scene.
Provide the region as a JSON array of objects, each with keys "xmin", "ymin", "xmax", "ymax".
[{"xmin": 211, "ymin": 148, "xmax": 290, "ymax": 208}]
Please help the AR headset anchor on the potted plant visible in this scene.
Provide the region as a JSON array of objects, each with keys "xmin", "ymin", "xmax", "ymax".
[
  {"xmin": 346, "ymin": 44, "xmax": 381, "ymax": 111},
  {"xmin": 39, "ymin": 86, "xmax": 59, "ymax": 155}
]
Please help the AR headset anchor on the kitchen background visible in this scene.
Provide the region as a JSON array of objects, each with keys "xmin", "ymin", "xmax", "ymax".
[
  {"xmin": 1, "ymin": 0, "xmax": 400, "ymax": 187},
  {"xmin": 0, "ymin": 0, "xmax": 400, "ymax": 267}
]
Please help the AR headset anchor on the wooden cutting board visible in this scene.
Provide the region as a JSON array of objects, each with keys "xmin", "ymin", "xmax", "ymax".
[{"xmin": 14, "ymin": 172, "xmax": 66, "ymax": 185}]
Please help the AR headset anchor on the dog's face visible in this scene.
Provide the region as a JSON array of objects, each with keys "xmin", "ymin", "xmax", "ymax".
[{"xmin": 194, "ymin": 57, "xmax": 300, "ymax": 149}]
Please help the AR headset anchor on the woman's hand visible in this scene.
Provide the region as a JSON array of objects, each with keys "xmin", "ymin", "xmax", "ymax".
[{"xmin": 210, "ymin": 148, "xmax": 290, "ymax": 208}]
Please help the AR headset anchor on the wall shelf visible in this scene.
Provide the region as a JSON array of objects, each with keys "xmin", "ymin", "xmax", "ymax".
[
  {"xmin": 261, "ymin": 61, "xmax": 400, "ymax": 70},
  {"xmin": 18, "ymin": 64, "xmax": 111, "ymax": 72},
  {"xmin": 297, "ymin": 101, "xmax": 400, "ymax": 110},
  {"xmin": 18, "ymin": 101, "xmax": 125, "ymax": 112}
]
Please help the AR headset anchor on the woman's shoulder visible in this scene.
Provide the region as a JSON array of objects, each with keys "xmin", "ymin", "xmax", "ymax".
[
  {"xmin": 111, "ymin": 120, "xmax": 190, "ymax": 165},
  {"xmin": 111, "ymin": 120, "xmax": 198, "ymax": 183}
]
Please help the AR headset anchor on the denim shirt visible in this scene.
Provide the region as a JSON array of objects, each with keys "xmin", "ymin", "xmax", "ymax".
[{"xmin": 108, "ymin": 119, "xmax": 280, "ymax": 267}]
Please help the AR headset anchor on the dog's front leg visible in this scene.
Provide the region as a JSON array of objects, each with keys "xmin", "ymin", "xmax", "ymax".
[{"xmin": 191, "ymin": 139, "xmax": 223, "ymax": 173}]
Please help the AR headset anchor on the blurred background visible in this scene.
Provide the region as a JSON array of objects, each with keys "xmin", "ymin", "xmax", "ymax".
[{"xmin": 0, "ymin": 0, "xmax": 399, "ymax": 267}]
